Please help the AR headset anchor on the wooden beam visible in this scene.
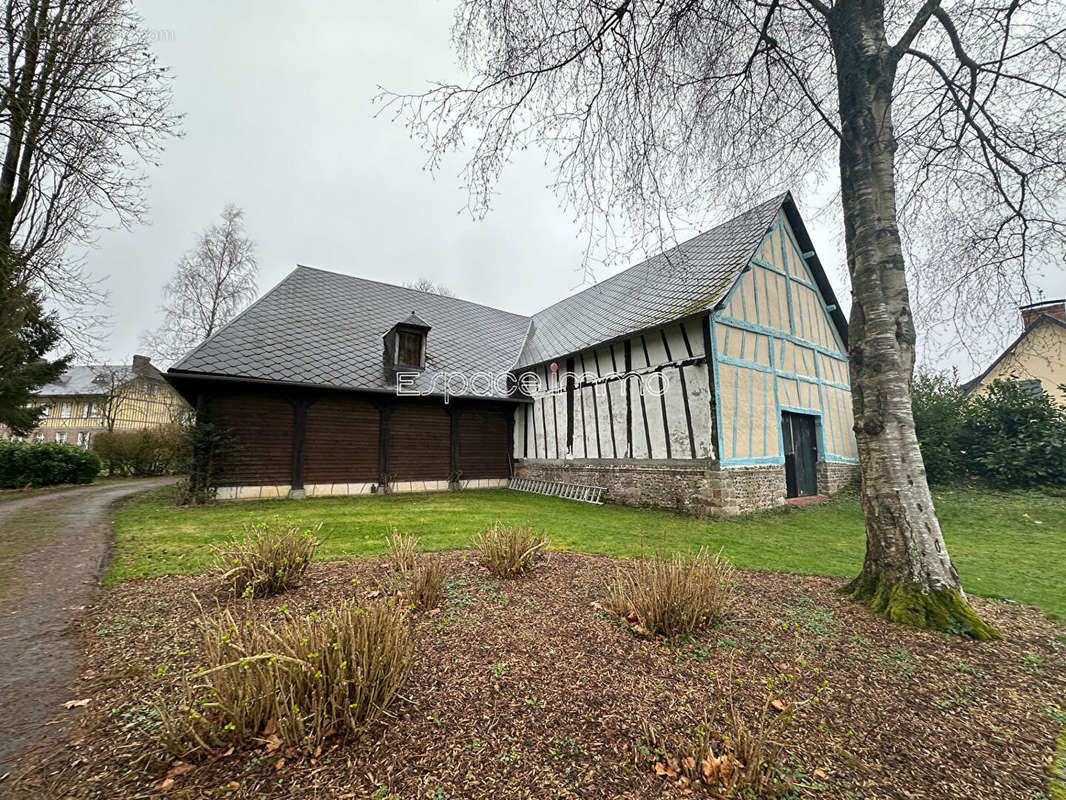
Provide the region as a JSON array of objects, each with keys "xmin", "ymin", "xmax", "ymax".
[
  {"xmin": 286, "ymin": 395, "xmax": 316, "ymax": 491},
  {"xmin": 623, "ymin": 341, "xmax": 632, "ymax": 458},
  {"xmin": 702, "ymin": 313, "xmax": 720, "ymax": 461},
  {"xmin": 449, "ymin": 402, "xmax": 461, "ymax": 484},
  {"xmin": 565, "ymin": 356, "xmax": 575, "ymax": 455},
  {"xmin": 377, "ymin": 403, "xmax": 392, "ymax": 486}
]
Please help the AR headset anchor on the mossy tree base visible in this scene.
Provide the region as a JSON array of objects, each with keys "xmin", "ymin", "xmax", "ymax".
[{"xmin": 842, "ymin": 571, "xmax": 1000, "ymax": 640}]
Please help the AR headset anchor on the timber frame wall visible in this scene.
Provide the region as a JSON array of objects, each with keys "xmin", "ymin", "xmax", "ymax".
[
  {"xmin": 709, "ymin": 208, "xmax": 858, "ymax": 467},
  {"xmin": 513, "ymin": 208, "xmax": 858, "ymax": 509},
  {"xmin": 513, "ymin": 316, "xmax": 717, "ymax": 462},
  {"xmin": 178, "ymin": 380, "xmax": 516, "ymax": 499}
]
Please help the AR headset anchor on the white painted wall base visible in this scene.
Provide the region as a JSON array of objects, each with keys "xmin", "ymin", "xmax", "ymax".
[{"xmin": 214, "ymin": 478, "xmax": 509, "ymax": 501}]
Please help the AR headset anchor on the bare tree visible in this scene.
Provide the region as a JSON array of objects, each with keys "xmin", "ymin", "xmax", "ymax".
[
  {"xmin": 386, "ymin": 0, "xmax": 1066, "ymax": 636},
  {"xmin": 0, "ymin": 0, "xmax": 179, "ymax": 322},
  {"xmin": 142, "ymin": 205, "xmax": 259, "ymax": 364},
  {"xmin": 0, "ymin": 0, "xmax": 177, "ymax": 423},
  {"xmin": 403, "ymin": 277, "xmax": 455, "ymax": 296}
]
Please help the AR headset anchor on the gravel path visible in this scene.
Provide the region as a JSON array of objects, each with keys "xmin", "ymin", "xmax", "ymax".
[{"xmin": 0, "ymin": 478, "xmax": 175, "ymax": 781}]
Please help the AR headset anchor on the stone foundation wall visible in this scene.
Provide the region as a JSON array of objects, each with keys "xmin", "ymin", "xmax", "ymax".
[
  {"xmin": 514, "ymin": 459, "xmax": 728, "ymax": 516},
  {"xmin": 816, "ymin": 461, "xmax": 860, "ymax": 495},
  {"xmin": 514, "ymin": 459, "xmax": 860, "ymax": 516},
  {"xmin": 719, "ymin": 465, "xmax": 788, "ymax": 515}
]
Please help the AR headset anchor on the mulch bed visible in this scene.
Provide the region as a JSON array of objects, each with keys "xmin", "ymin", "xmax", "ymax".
[{"xmin": 9, "ymin": 551, "xmax": 1066, "ymax": 799}]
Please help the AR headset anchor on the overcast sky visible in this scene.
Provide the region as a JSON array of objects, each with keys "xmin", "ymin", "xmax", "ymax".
[{"xmin": 81, "ymin": 0, "xmax": 1064, "ymax": 380}]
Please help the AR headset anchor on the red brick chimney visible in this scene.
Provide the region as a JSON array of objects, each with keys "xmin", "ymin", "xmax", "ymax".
[{"xmin": 1020, "ymin": 299, "xmax": 1066, "ymax": 330}]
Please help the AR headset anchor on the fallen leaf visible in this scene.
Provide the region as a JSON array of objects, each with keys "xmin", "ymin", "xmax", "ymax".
[
  {"xmin": 164, "ymin": 762, "xmax": 193, "ymax": 780},
  {"xmin": 654, "ymin": 762, "xmax": 668, "ymax": 776},
  {"xmin": 274, "ymin": 757, "xmax": 286, "ymax": 770},
  {"xmin": 814, "ymin": 767, "xmax": 829, "ymax": 780},
  {"xmin": 62, "ymin": 699, "xmax": 91, "ymax": 709},
  {"xmin": 770, "ymin": 698, "xmax": 787, "ymax": 712},
  {"xmin": 683, "ymin": 756, "xmax": 696, "ymax": 771},
  {"xmin": 155, "ymin": 777, "xmax": 175, "ymax": 792},
  {"xmin": 427, "ymin": 608, "xmax": 441, "ymax": 617},
  {"xmin": 263, "ymin": 718, "xmax": 278, "ymax": 736}
]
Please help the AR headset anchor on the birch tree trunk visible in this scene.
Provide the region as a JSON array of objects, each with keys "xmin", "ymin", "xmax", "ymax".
[{"xmin": 828, "ymin": 0, "xmax": 996, "ymax": 639}]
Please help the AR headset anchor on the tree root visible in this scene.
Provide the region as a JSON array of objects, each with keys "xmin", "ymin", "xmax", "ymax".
[{"xmin": 842, "ymin": 571, "xmax": 1000, "ymax": 640}]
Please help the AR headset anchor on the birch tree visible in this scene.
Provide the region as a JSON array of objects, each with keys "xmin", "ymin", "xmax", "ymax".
[
  {"xmin": 142, "ymin": 205, "xmax": 259, "ymax": 364},
  {"xmin": 387, "ymin": 0, "xmax": 1066, "ymax": 637}
]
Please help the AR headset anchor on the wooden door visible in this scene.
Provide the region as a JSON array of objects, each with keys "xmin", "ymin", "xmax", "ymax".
[{"xmin": 782, "ymin": 412, "xmax": 818, "ymax": 498}]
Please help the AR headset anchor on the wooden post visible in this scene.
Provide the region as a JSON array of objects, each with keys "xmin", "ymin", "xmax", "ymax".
[
  {"xmin": 286, "ymin": 395, "xmax": 316, "ymax": 496},
  {"xmin": 449, "ymin": 402, "xmax": 461, "ymax": 488},
  {"xmin": 505, "ymin": 404, "xmax": 516, "ymax": 478},
  {"xmin": 701, "ymin": 313, "xmax": 720, "ymax": 462},
  {"xmin": 565, "ymin": 356, "xmax": 575, "ymax": 455},
  {"xmin": 623, "ymin": 341, "xmax": 632, "ymax": 458}
]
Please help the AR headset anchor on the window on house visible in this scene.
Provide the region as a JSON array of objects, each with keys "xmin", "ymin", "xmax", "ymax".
[
  {"xmin": 77, "ymin": 431, "xmax": 91, "ymax": 448},
  {"xmin": 34, "ymin": 434, "xmax": 44, "ymax": 442},
  {"xmin": 397, "ymin": 331, "xmax": 424, "ymax": 366},
  {"xmin": 1017, "ymin": 378, "xmax": 1043, "ymax": 397},
  {"xmin": 60, "ymin": 402, "xmax": 72, "ymax": 418},
  {"xmin": 39, "ymin": 404, "xmax": 51, "ymax": 418},
  {"xmin": 55, "ymin": 432, "xmax": 67, "ymax": 443},
  {"xmin": 84, "ymin": 402, "xmax": 96, "ymax": 417}
]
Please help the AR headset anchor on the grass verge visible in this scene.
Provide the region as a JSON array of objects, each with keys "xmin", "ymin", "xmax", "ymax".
[{"xmin": 108, "ymin": 485, "xmax": 1066, "ymax": 619}]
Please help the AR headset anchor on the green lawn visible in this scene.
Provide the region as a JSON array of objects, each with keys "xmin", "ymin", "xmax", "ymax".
[{"xmin": 109, "ymin": 485, "xmax": 1066, "ymax": 620}]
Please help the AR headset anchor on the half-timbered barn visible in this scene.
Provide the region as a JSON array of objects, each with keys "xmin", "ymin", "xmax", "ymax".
[{"xmin": 166, "ymin": 192, "xmax": 858, "ymax": 514}]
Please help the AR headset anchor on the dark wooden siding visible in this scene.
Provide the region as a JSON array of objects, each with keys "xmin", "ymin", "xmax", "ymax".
[
  {"xmin": 303, "ymin": 395, "xmax": 379, "ymax": 484},
  {"xmin": 458, "ymin": 408, "xmax": 511, "ymax": 478},
  {"xmin": 388, "ymin": 402, "xmax": 451, "ymax": 481},
  {"xmin": 211, "ymin": 389, "xmax": 294, "ymax": 486},
  {"xmin": 186, "ymin": 378, "xmax": 518, "ymax": 488}
]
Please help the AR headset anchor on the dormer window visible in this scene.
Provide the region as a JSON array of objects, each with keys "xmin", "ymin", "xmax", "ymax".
[
  {"xmin": 383, "ymin": 311, "xmax": 431, "ymax": 374},
  {"xmin": 397, "ymin": 329, "xmax": 424, "ymax": 367}
]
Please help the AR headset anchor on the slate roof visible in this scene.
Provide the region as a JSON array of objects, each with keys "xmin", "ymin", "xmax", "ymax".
[
  {"xmin": 168, "ymin": 193, "xmax": 846, "ymax": 399},
  {"xmin": 169, "ymin": 268, "xmax": 532, "ymax": 398},
  {"xmin": 37, "ymin": 365, "xmax": 134, "ymax": 397},
  {"xmin": 515, "ymin": 194, "xmax": 786, "ymax": 367}
]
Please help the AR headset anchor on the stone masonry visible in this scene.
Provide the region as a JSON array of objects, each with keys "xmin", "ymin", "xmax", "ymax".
[{"xmin": 515, "ymin": 458, "xmax": 857, "ymax": 516}]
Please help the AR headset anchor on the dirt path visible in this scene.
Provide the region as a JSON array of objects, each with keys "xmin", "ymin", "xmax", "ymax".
[{"xmin": 0, "ymin": 478, "xmax": 175, "ymax": 781}]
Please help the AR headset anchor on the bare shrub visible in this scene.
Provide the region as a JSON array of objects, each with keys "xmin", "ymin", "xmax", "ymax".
[
  {"xmin": 635, "ymin": 656, "xmax": 812, "ymax": 795},
  {"xmin": 606, "ymin": 547, "xmax": 733, "ymax": 637},
  {"xmin": 158, "ymin": 599, "xmax": 413, "ymax": 754},
  {"xmin": 472, "ymin": 523, "xmax": 549, "ymax": 577},
  {"xmin": 385, "ymin": 529, "xmax": 419, "ymax": 574},
  {"xmin": 405, "ymin": 554, "xmax": 444, "ymax": 611},
  {"xmin": 214, "ymin": 521, "xmax": 321, "ymax": 598}
]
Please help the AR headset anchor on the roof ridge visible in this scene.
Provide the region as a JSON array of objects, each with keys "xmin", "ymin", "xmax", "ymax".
[
  {"xmin": 526, "ymin": 193, "xmax": 787, "ymax": 322},
  {"xmin": 293, "ymin": 264, "xmax": 531, "ymax": 321}
]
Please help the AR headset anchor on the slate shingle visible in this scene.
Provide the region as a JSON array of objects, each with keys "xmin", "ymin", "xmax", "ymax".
[{"xmin": 169, "ymin": 195, "xmax": 793, "ymax": 396}]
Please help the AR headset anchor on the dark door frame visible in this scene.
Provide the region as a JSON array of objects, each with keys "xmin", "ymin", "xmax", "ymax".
[{"xmin": 781, "ymin": 411, "xmax": 819, "ymax": 498}]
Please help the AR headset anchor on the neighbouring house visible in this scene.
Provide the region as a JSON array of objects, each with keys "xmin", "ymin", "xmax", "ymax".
[
  {"xmin": 166, "ymin": 193, "xmax": 858, "ymax": 514},
  {"xmin": 2, "ymin": 355, "xmax": 189, "ymax": 447},
  {"xmin": 962, "ymin": 300, "xmax": 1066, "ymax": 404}
]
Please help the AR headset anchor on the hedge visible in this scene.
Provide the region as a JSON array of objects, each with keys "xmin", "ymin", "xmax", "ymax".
[
  {"xmin": 91, "ymin": 425, "xmax": 185, "ymax": 477},
  {"xmin": 0, "ymin": 440, "xmax": 101, "ymax": 488}
]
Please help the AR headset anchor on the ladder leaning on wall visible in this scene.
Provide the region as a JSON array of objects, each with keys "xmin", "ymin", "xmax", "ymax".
[{"xmin": 507, "ymin": 477, "xmax": 607, "ymax": 505}]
